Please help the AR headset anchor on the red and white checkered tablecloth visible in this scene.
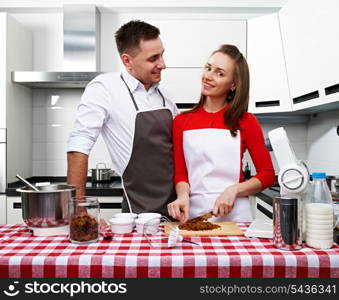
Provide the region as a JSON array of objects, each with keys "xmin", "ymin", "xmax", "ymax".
[{"xmin": 0, "ymin": 223, "xmax": 338, "ymax": 278}]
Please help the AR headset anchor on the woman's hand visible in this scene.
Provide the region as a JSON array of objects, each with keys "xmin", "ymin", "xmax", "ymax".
[
  {"xmin": 213, "ymin": 185, "xmax": 239, "ymax": 217},
  {"xmin": 167, "ymin": 195, "xmax": 190, "ymax": 223}
]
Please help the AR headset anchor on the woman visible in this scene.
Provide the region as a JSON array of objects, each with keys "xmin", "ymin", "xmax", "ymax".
[{"xmin": 167, "ymin": 44, "xmax": 275, "ymax": 223}]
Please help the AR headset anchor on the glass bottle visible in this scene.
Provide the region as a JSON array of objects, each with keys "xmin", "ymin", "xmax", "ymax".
[
  {"xmin": 305, "ymin": 172, "xmax": 334, "ymax": 249},
  {"xmin": 69, "ymin": 196, "xmax": 100, "ymax": 244}
]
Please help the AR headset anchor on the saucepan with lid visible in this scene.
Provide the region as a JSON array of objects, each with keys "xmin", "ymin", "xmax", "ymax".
[{"xmin": 90, "ymin": 162, "xmax": 115, "ymax": 183}]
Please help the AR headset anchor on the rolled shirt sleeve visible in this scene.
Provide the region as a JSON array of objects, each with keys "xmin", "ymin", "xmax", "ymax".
[{"xmin": 67, "ymin": 82, "xmax": 110, "ymax": 155}]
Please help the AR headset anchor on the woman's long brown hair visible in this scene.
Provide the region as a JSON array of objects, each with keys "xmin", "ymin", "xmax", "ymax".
[{"xmin": 185, "ymin": 44, "xmax": 250, "ymax": 137}]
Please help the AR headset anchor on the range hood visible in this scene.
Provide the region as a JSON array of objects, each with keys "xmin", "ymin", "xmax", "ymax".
[{"xmin": 12, "ymin": 5, "xmax": 101, "ymax": 88}]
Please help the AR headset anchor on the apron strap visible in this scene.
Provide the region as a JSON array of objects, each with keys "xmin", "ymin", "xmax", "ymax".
[
  {"xmin": 120, "ymin": 74, "xmax": 139, "ymax": 111},
  {"xmin": 157, "ymin": 88, "xmax": 166, "ymax": 108},
  {"xmin": 120, "ymin": 73, "xmax": 167, "ymax": 111}
]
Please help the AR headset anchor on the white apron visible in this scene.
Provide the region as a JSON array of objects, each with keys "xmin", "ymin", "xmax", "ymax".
[{"xmin": 183, "ymin": 128, "xmax": 253, "ymax": 222}]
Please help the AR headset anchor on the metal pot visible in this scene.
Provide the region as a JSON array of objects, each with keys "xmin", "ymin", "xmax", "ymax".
[
  {"xmin": 16, "ymin": 184, "xmax": 76, "ymax": 228},
  {"xmin": 90, "ymin": 162, "xmax": 115, "ymax": 183}
]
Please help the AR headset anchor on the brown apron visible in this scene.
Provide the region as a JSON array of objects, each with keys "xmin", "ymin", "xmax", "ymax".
[{"xmin": 120, "ymin": 75, "xmax": 176, "ymax": 216}]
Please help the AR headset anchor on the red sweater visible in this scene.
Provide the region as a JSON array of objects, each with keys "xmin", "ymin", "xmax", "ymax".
[{"xmin": 173, "ymin": 106, "xmax": 275, "ymax": 189}]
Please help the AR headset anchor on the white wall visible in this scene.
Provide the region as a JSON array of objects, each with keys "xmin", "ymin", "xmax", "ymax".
[{"xmin": 307, "ymin": 110, "xmax": 339, "ymax": 175}]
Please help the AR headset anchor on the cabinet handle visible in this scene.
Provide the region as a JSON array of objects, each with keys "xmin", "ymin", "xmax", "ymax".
[
  {"xmin": 257, "ymin": 203, "xmax": 273, "ymax": 219},
  {"xmin": 293, "ymin": 90, "xmax": 319, "ymax": 104},
  {"xmin": 325, "ymin": 83, "xmax": 339, "ymax": 95},
  {"xmin": 255, "ymin": 100, "xmax": 280, "ymax": 108},
  {"xmin": 100, "ymin": 203, "xmax": 121, "ymax": 209},
  {"xmin": 176, "ymin": 103, "xmax": 195, "ymax": 109},
  {"xmin": 13, "ymin": 203, "xmax": 22, "ymax": 209}
]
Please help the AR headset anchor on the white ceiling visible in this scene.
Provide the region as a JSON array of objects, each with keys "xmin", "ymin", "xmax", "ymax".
[{"xmin": 0, "ymin": 0, "xmax": 289, "ymax": 13}]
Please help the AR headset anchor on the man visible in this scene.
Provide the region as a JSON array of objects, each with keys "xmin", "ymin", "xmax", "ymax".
[{"xmin": 67, "ymin": 20, "xmax": 178, "ymax": 216}]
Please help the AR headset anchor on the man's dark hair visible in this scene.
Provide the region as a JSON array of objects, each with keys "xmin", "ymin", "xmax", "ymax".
[{"xmin": 115, "ymin": 20, "xmax": 160, "ymax": 56}]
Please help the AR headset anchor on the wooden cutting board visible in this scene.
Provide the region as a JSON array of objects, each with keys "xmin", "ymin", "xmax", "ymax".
[{"xmin": 164, "ymin": 221, "xmax": 244, "ymax": 236}]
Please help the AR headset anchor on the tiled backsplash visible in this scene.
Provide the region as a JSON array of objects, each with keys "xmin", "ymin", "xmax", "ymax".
[
  {"xmin": 32, "ymin": 89, "xmax": 113, "ymax": 176},
  {"xmin": 245, "ymin": 110, "xmax": 339, "ymax": 176},
  {"xmin": 306, "ymin": 110, "xmax": 339, "ymax": 175},
  {"xmin": 32, "ymin": 89, "xmax": 339, "ymax": 177}
]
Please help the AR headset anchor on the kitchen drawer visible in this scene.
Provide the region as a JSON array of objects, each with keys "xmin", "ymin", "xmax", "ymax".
[
  {"xmin": 100, "ymin": 207, "xmax": 121, "ymax": 222},
  {"xmin": 0, "ymin": 195, "xmax": 6, "ymax": 224},
  {"xmin": 255, "ymin": 196, "xmax": 273, "ymax": 221},
  {"xmin": 6, "ymin": 196, "xmax": 24, "ymax": 224},
  {"xmin": 98, "ymin": 196, "xmax": 122, "ymax": 221}
]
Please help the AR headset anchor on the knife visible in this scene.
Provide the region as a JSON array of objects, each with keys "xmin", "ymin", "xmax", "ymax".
[{"xmin": 188, "ymin": 211, "xmax": 214, "ymax": 223}]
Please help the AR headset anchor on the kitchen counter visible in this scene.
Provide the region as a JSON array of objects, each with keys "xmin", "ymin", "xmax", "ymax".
[
  {"xmin": 0, "ymin": 223, "xmax": 338, "ymax": 278},
  {"xmin": 253, "ymin": 185, "xmax": 280, "ymax": 219},
  {"xmin": 6, "ymin": 176, "xmax": 123, "ymax": 197}
]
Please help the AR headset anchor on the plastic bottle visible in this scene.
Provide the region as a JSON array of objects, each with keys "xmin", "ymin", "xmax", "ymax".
[{"xmin": 305, "ymin": 172, "xmax": 334, "ymax": 249}]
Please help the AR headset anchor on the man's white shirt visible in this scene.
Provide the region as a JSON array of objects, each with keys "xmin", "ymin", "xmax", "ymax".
[{"xmin": 67, "ymin": 69, "xmax": 178, "ymax": 175}]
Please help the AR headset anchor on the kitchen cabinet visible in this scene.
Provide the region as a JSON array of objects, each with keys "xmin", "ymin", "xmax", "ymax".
[
  {"xmin": 247, "ymin": 13, "xmax": 292, "ymax": 113},
  {"xmin": 0, "ymin": 12, "xmax": 33, "ymax": 185},
  {"xmin": 254, "ymin": 196, "xmax": 272, "ymax": 220},
  {"xmin": 0, "ymin": 195, "xmax": 6, "ymax": 224},
  {"xmin": 148, "ymin": 19, "xmax": 246, "ymax": 104},
  {"xmin": 161, "ymin": 68, "xmax": 202, "ymax": 104},
  {"xmin": 154, "ymin": 19, "xmax": 246, "ymax": 68},
  {"xmin": 6, "ymin": 196, "xmax": 24, "ymax": 224},
  {"xmin": 279, "ymin": 0, "xmax": 339, "ymax": 111},
  {"xmin": 98, "ymin": 196, "xmax": 122, "ymax": 221}
]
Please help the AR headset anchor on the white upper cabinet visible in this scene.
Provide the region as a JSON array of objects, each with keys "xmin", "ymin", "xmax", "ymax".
[
  {"xmin": 156, "ymin": 20, "xmax": 246, "ymax": 68},
  {"xmin": 148, "ymin": 19, "xmax": 247, "ymax": 103},
  {"xmin": 1, "ymin": 13, "xmax": 33, "ymax": 183},
  {"xmin": 247, "ymin": 13, "xmax": 292, "ymax": 113},
  {"xmin": 161, "ymin": 68, "xmax": 202, "ymax": 104},
  {"xmin": 279, "ymin": 0, "xmax": 339, "ymax": 110}
]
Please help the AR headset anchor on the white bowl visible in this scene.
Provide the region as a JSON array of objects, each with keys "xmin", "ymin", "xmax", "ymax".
[
  {"xmin": 109, "ymin": 217, "xmax": 135, "ymax": 234},
  {"xmin": 305, "ymin": 213, "xmax": 333, "ymax": 221},
  {"xmin": 306, "ymin": 223, "xmax": 333, "ymax": 230},
  {"xmin": 135, "ymin": 218, "xmax": 160, "ymax": 234},
  {"xmin": 305, "ymin": 232, "xmax": 333, "ymax": 239},
  {"xmin": 306, "ymin": 238, "xmax": 333, "ymax": 249},
  {"xmin": 113, "ymin": 212, "xmax": 138, "ymax": 219},
  {"xmin": 138, "ymin": 213, "xmax": 162, "ymax": 220}
]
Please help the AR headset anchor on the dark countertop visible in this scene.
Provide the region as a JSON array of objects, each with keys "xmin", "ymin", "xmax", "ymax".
[
  {"xmin": 7, "ymin": 177, "xmax": 280, "ymax": 200},
  {"xmin": 6, "ymin": 176, "xmax": 123, "ymax": 197},
  {"xmin": 254, "ymin": 184, "xmax": 280, "ymax": 219},
  {"xmin": 256, "ymin": 186, "xmax": 280, "ymax": 205}
]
